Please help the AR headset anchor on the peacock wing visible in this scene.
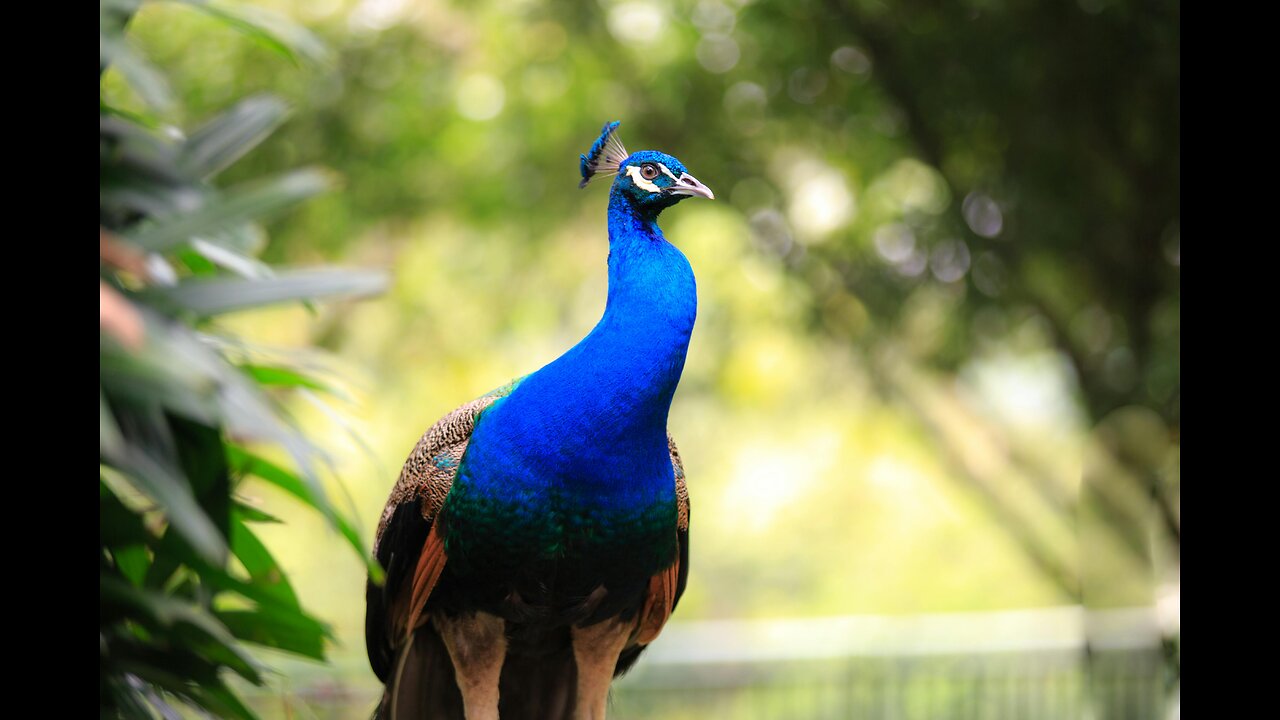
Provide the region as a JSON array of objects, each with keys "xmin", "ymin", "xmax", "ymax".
[
  {"xmin": 630, "ymin": 433, "xmax": 691, "ymax": 646},
  {"xmin": 365, "ymin": 378, "xmax": 521, "ymax": 685},
  {"xmin": 669, "ymin": 432, "xmax": 690, "ymax": 536}
]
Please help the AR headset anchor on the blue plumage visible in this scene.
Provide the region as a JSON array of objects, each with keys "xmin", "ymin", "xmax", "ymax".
[
  {"xmin": 461, "ymin": 167, "xmax": 695, "ymax": 516},
  {"xmin": 367, "ymin": 121, "xmax": 713, "ymax": 720}
]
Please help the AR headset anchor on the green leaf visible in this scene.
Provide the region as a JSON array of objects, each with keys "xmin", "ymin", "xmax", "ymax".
[
  {"xmin": 114, "ymin": 545, "xmax": 152, "ymax": 587},
  {"xmin": 229, "ymin": 511, "xmax": 299, "ymax": 607},
  {"xmin": 110, "ymin": 640, "xmax": 261, "ymax": 719},
  {"xmin": 131, "ymin": 679, "xmax": 185, "ymax": 720},
  {"xmin": 175, "ymin": 246, "xmax": 220, "ymax": 276},
  {"xmin": 103, "ymin": 674, "xmax": 170, "ymax": 720},
  {"xmin": 216, "ymin": 605, "xmax": 327, "ymax": 660},
  {"xmin": 240, "ymin": 363, "xmax": 334, "ymax": 393},
  {"xmin": 191, "ymin": 238, "xmax": 274, "ymax": 278},
  {"xmin": 178, "ymin": 95, "xmax": 289, "ymax": 179},
  {"xmin": 100, "ymin": 99, "xmax": 163, "ymax": 130},
  {"xmin": 138, "ymin": 518, "xmax": 330, "ymax": 647},
  {"xmin": 102, "ymin": 392, "xmax": 125, "ymax": 458},
  {"xmin": 204, "ymin": 221, "xmax": 268, "ymax": 256},
  {"xmin": 100, "ymin": 320, "xmax": 224, "ymax": 425},
  {"xmin": 100, "ymin": 0, "xmax": 143, "ymax": 42},
  {"xmin": 109, "ymin": 448, "xmax": 228, "ymax": 565},
  {"xmin": 177, "ymin": 1, "xmax": 330, "ymax": 66},
  {"xmin": 169, "ymin": 416, "xmax": 232, "ymax": 543},
  {"xmin": 232, "ymin": 499, "xmax": 282, "ymax": 524},
  {"xmin": 227, "ymin": 446, "xmax": 381, "ymax": 582},
  {"xmin": 101, "ymin": 576, "xmax": 262, "ymax": 683},
  {"xmin": 124, "ymin": 168, "xmax": 335, "ymax": 252},
  {"xmin": 154, "ymin": 267, "xmax": 388, "ymax": 316},
  {"xmin": 191, "ymin": 679, "xmax": 261, "ymax": 720},
  {"xmin": 110, "ymin": 654, "xmax": 228, "ymax": 717},
  {"xmin": 101, "ymin": 480, "xmax": 154, "ymax": 548},
  {"xmin": 100, "ymin": 35, "xmax": 172, "ymax": 110},
  {"xmin": 105, "ymin": 314, "xmax": 329, "ymax": 497}
]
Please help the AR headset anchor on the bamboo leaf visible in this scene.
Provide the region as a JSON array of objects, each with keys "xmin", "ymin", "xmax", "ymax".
[
  {"xmin": 102, "ymin": 392, "xmax": 125, "ymax": 458},
  {"xmin": 101, "ymin": 576, "xmax": 262, "ymax": 683},
  {"xmin": 125, "ymin": 168, "xmax": 334, "ymax": 252},
  {"xmin": 229, "ymin": 511, "xmax": 299, "ymax": 607},
  {"xmin": 155, "ymin": 267, "xmax": 387, "ymax": 316},
  {"xmin": 216, "ymin": 606, "xmax": 327, "ymax": 660},
  {"xmin": 100, "ymin": 34, "xmax": 172, "ymax": 111},
  {"xmin": 240, "ymin": 363, "xmax": 335, "ymax": 394},
  {"xmin": 191, "ymin": 680, "xmax": 261, "ymax": 720},
  {"xmin": 174, "ymin": 1, "xmax": 329, "ymax": 66},
  {"xmin": 101, "ymin": 324, "xmax": 223, "ymax": 425},
  {"xmin": 232, "ymin": 499, "xmax": 282, "ymax": 524},
  {"xmin": 178, "ymin": 95, "xmax": 289, "ymax": 179},
  {"xmin": 101, "ymin": 480, "xmax": 154, "ymax": 548},
  {"xmin": 113, "ymin": 545, "xmax": 152, "ymax": 587},
  {"xmin": 141, "ymin": 522, "xmax": 323, "ymax": 621},
  {"xmin": 110, "ymin": 448, "xmax": 228, "ymax": 565},
  {"xmin": 191, "ymin": 238, "xmax": 274, "ymax": 278},
  {"xmin": 227, "ymin": 446, "xmax": 381, "ymax": 581}
]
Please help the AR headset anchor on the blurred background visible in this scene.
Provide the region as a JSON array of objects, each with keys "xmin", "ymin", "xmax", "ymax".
[{"xmin": 101, "ymin": 0, "xmax": 1179, "ymax": 717}]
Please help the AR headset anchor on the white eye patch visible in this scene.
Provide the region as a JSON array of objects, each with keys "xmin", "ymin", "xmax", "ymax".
[
  {"xmin": 625, "ymin": 165, "xmax": 661, "ymax": 193},
  {"xmin": 625, "ymin": 162, "xmax": 678, "ymax": 193}
]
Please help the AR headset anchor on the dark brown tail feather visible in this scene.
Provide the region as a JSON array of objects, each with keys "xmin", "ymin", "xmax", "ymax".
[
  {"xmin": 375, "ymin": 621, "xmax": 579, "ymax": 720},
  {"xmin": 374, "ymin": 624, "xmax": 464, "ymax": 720},
  {"xmin": 498, "ymin": 644, "xmax": 577, "ymax": 720}
]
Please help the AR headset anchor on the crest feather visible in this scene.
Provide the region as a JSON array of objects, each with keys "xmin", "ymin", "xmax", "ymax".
[{"xmin": 578, "ymin": 120, "xmax": 629, "ymax": 189}]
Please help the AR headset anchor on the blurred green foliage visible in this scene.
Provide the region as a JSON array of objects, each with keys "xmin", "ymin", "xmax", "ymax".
[
  {"xmin": 102, "ymin": 0, "xmax": 1178, "ymax": 715},
  {"xmin": 100, "ymin": 2, "xmax": 386, "ymax": 717}
]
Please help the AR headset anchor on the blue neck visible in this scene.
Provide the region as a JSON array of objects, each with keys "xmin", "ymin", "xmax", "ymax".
[
  {"xmin": 464, "ymin": 188, "xmax": 697, "ymax": 506},
  {"xmin": 595, "ymin": 187, "xmax": 698, "ymax": 433}
]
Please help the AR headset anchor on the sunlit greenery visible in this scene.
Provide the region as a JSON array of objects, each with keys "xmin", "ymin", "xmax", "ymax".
[
  {"xmin": 102, "ymin": 0, "xmax": 1178, "ymax": 716},
  {"xmin": 100, "ymin": 2, "xmax": 387, "ymax": 716}
]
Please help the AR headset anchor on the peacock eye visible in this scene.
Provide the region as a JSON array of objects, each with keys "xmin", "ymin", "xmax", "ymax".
[{"xmin": 640, "ymin": 163, "xmax": 659, "ymax": 181}]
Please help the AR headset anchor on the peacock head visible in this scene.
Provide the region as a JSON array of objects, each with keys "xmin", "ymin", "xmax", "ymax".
[{"xmin": 579, "ymin": 121, "xmax": 714, "ymax": 217}]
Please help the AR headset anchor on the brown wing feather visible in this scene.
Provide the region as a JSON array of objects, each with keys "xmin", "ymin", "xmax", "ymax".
[
  {"xmin": 375, "ymin": 378, "xmax": 521, "ymax": 549},
  {"xmin": 405, "ymin": 524, "xmax": 448, "ymax": 639},
  {"xmin": 630, "ymin": 433, "xmax": 691, "ymax": 646},
  {"xmin": 668, "ymin": 432, "xmax": 690, "ymax": 532},
  {"xmin": 634, "ymin": 555, "xmax": 679, "ymax": 645},
  {"xmin": 368, "ymin": 380, "xmax": 521, "ymax": 715}
]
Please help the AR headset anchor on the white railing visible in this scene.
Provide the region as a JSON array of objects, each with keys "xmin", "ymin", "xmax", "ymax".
[{"xmin": 636, "ymin": 605, "xmax": 1167, "ymax": 665}]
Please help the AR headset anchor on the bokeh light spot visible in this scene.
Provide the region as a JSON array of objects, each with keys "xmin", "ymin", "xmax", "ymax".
[
  {"xmin": 697, "ymin": 34, "xmax": 741, "ymax": 73},
  {"xmin": 788, "ymin": 67, "xmax": 828, "ymax": 104},
  {"xmin": 349, "ymin": 0, "xmax": 414, "ymax": 32},
  {"xmin": 874, "ymin": 223, "xmax": 916, "ymax": 264},
  {"xmin": 831, "ymin": 45, "xmax": 871, "ymax": 75},
  {"xmin": 724, "ymin": 81, "xmax": 766, "ymax": 132},
  {"xmin": 971, "ymin": 252, "xmax": 1007, "ymax": 297},
  {"xmin": 962, "ymin": 192, "xmax": 1004, "ymax": 238},
  {"xmin": 455, "ymin": 73, "xmax": 505, "ymax": 121},
  {"xmin": 692, "ymin": 0, "xmax": 737, "ymax": 34},
  {"xmin": 882, "ymin": 158, "xmax": 950, "ymax": 214},
  {"xmin": 930, "ymin": 239, "xmax": 971, "ymax": 283},
  {"xmin": 788, "ymin": 164, "xmax": 855, "ymax": 241},
  {"xmin": 608, "ymin": 1, "xmax": 666, "ymax": 45}
]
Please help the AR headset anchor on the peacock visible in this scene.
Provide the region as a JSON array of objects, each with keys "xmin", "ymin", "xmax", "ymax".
[{"xmin": 365, "ymin": 121, "xmax": 714, "ymax": 719}]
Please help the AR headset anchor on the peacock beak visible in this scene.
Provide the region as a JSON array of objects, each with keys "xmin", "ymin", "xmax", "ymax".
[{"xmin": 667, "ymin": 173, "xmax": 715, "ymax": 200}]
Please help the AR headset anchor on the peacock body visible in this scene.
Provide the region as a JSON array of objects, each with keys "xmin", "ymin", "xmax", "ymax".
[{"xmin": 366, "ymin": 121, "xmax": 712, "ymax": 719}]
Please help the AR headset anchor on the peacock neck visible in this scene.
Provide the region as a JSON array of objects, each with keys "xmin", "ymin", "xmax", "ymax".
[
  {"xmin": 465, "ymin": 189, "xmax": 697, "ymax": 505},
  {"xmin": 602, "ymin": 186, "xmax": 698, "ymax": 345},
  {"xmin": 589, "ymin": 187, "xmax": 698, "ymax": 433}
]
